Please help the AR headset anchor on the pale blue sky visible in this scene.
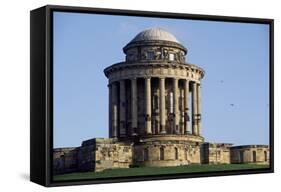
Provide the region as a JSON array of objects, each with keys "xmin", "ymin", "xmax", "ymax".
[{"xmin": 53, "ymin": 11, "xmax": 270, "ymax": 148}]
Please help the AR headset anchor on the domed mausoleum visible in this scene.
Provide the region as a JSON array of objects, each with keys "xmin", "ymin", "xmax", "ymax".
[
  {"xmin": 104, "ymin": 28, "xmax": 205, "ymax": 166},
  {"xmin": 53, "ymin": 28, "xmax": 269, "ymax": 174}
]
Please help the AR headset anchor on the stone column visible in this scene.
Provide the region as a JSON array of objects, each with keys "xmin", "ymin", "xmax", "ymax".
[
  {"xmin": 184, "ymin": 79, "xmax": 190, "ymax": 134},
  {"xmin": 119, "ymin": 80, "xmax": 126, "ymax": 136},
  {"xmin": 159, "ymin": 77, "xmax": 166, "ymax": 134},
  {"xmin": 131, "ymin": 78, "xmax": 138, "ymax": 135},
  {"xmin": 145, "ymin": 77, "xmax": 152, "ymax": 134},
  {"xmin": 108, "ymin": 83, "xmax": 112, "ymax": 137},
  {"xmin": 152, "ymin": 87, "xmax": 160, "ymax": 134},
  {"xmin": 197, "ymin": 83, "xmax": 202, "ymax": 136},
  {"xmin": 173, "ymin": 78, "xmax": 179, "ymax": 134},
  {"xmin": 192, "ymin": 82, "xmax": 198, "ymax": 135},
  {"xmin": 180, "ymin": 86, "xmax": 185, "ymax": 134},
  {"xmin": 112, "ymin": 82, "xmax": 118, "ymax": 137}
]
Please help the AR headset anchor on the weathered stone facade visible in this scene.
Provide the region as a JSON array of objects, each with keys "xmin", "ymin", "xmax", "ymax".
[
  {"xmin": 230, "ymin": 145, "xmax": 270, "ymax": 164},
  {"xmin": 53, "ymin": 28, "xmax": 269, "ymax": 175},
  {"xmin": 133, "ymin": 135, "xmax": 202, "ymax": 167},
  {"xmin": 53, "ymin": 138, "xmax": 133, "ymax": 173},
  {"xmin": 201, "ymin": 143, "xmax": 233, "ymax": 164},
  {"xmin": 53, "ymin": 148, "xmax": 78, "ymax": 174}
]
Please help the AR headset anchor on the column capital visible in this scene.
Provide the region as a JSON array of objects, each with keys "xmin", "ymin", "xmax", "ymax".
[{"xmin": 191, "ymin": 80, "xmax": 197, "ymax": 86}]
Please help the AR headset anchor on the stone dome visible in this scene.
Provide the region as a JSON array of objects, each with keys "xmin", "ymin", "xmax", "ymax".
[
  {"xmin": 122, "ymin": 27, "xmax": 187, "ymax": 63},
  {"xmin": 129, "ymin": 28, "xmax": 180, "ymax": 44}
]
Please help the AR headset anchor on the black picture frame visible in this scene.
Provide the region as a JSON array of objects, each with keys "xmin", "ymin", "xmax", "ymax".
[{"xmin": 30, "ymin": 4, "xmax": 274, "ymax": 187}]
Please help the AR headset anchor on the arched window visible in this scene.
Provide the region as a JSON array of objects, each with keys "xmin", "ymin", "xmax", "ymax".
[
  {"xmin": 160, "ymin": 147, "xmax": 164, "ymax": 160},
  {"xmin": 264, "ymin": 151, "xmax": 267, "ymax": 161},
  {"xmin": 253, "ymin": 151, "xmax": 256, "ymax": 162},
  {"xmin": 175, "ymin": 148, "xmax": 178, "ymax": 160},
  {"xmin": 144, "ymin": 148, "xmax": 149, "ymax": 161}
]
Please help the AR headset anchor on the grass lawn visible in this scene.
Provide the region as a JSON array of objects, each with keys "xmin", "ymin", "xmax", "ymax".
[{"xmin": 53, "ymin": 164, "xmax": 269, "ymax": 181}]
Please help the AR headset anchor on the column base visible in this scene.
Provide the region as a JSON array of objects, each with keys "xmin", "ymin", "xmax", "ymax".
[
  {"xmin": 160, "ymin": 125, "xmax": 166, "ymax": 134},
  {"xmin": 185, "ymin": 131, "xmax": 190, "ymax": 135},
  {"xmin": 131, "ymin": 127, "xmax": 138, "ymax": 136},
  {"xmin": 174, "ymin": 125, "xmax": 180, "ymax": 134}
]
